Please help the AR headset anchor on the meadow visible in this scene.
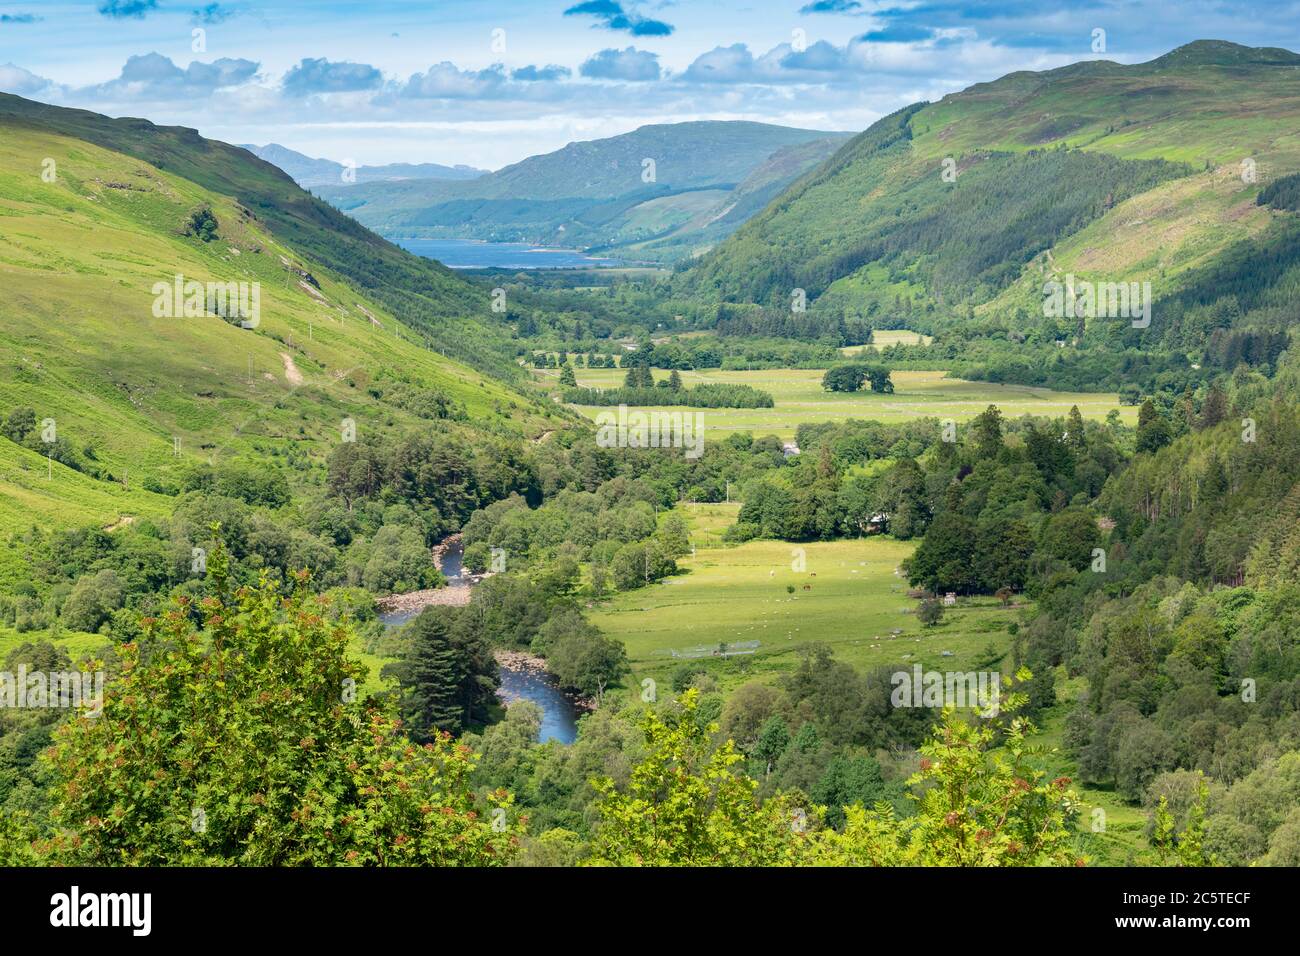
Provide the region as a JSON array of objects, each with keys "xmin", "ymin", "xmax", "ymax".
[
  {"xmin": 590, "ymin": 503, "xmax": 1019, "ymax": 694},
  {"xmin": 839, "ymin": 329, "xmax": 933, "ymax": 352},
  {"xmin": 587, "ymin": 503, "xmax": 1144, "ymax": 863},
  {"xmin": 541, "ymin": 366, "xmax": 1137, "ymax": 440}
]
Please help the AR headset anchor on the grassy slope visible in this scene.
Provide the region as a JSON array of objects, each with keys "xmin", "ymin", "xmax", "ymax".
[
  {"xmin": 910, "ymin": 41, "xmax": 1300, "ymax": 318},
  {"xmin": 0, "ymin": 125, "xmax": 562, "ymax": 566},
  {"xmin": 0, "ymin": 93, "xmax": 517, "ymax": 377},
  {"xmin": 684, "ymin": 42, "xmax": 1300, "ymax": 315}
]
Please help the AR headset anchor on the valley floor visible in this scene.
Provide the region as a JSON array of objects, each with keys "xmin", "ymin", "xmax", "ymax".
[
  {"xmin": 540, "ymin": 367, "xmax": 1138, "ymax": 440},
  {"xmin": 591, "ymin": 502, "xmax": 1019, "ymax": 693}
]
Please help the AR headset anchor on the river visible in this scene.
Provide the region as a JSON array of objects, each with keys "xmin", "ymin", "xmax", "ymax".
[{"xmin": 375, "ymin": 538, "xmax": 580, "ymax": 744}]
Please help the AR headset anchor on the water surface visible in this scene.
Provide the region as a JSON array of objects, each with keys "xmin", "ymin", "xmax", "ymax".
[
  {"xmin": 392, "ymin": 238, "xmax": 621, "ymax": 270},
  {"xmin": 377, "ymin": 539, "xmax": 580, "ymax": 744}
]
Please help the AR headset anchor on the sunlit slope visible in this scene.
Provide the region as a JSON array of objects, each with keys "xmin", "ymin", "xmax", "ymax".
[
  {"xmin": 910, "ymin": 41, "xmax": 1300, "ymax": 168},
  {"xmin": 977, "ymin": 164, "xmax": 1280, "ymax": 319},
  {"xmin": 0, "ymin": 92, "xmax": 516, "ymax": 376},
  {"xmin": 683, "ymin": 41, "xmax": 1300, "ymax": 314},
  {"xmin": 0, "ymin": 125, "xmax": 560, "ymax": 537}
]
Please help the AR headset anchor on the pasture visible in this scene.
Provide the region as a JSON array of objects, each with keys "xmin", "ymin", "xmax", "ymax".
[
  {"xmin": 540, "ymin": 366, "xmax": 1137, "ymax": 440},
  {"xmin": 589, "ymin": 503, "xmax": 1020, "ymax": 694},
  {"xmin": 839, "ymin": 329, "xmax": 934, "ymax": 352}
]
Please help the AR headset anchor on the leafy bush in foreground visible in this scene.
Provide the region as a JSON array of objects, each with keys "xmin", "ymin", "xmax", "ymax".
[{"xmin": 23, "ymin": 542, "xmax": 520, "ymax": 866}]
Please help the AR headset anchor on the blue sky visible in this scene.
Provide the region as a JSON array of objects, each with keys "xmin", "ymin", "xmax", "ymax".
[{"xmin": 2, "ymin": 1, "xmax": 1298, "ymax": 169}]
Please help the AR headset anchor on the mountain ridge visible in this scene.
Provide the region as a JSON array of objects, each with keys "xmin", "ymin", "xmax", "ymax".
[
  {"xmin": 319, "ymin": 120, "xmax": 852, "ymax": 262},
  {"xmin": 243, "ymin": 143, "xmax": 486, "ymax": 189},
  {"xmin": 680, "ymin": 39, "xmax": 1300, "ymax": 316}
]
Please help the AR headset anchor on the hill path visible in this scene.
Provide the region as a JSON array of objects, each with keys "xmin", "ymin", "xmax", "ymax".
[{"xmin": 280, "ymin": 352, "xmax": 304, "ymax": 386}]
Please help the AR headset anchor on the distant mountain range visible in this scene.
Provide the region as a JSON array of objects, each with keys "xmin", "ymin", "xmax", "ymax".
[
  {"xmin": 241, "ymin": 143, "xmax": 486, "ymax": 189},
  {"xmin": 313, "ymin": 121, "xmax": 853, "ymax": 263}
]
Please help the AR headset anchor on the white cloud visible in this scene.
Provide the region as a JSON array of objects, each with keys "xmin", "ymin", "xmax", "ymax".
[
  {"xmin": 579, "ymin": 47, "xmax": 662, "ymax": 81},
  {"xmin": 0, "ymin": 62, "xmax": 56, "ymax": 96},
  {"xmin": 400, "ymin": 63, "xmax": 509, "ymax": 99},
  {"xmin": 282, "ymin": 58, "xmax": 382, "ymax": 96}
]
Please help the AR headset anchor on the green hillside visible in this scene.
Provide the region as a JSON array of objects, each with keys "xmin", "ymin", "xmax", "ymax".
[
  {"xmin": 0, "ymin": 121, "xmax": 563, "ymax": 570},
  {"xmin": 0, "ymin": 93, "xmax": 517, "ymax": 377},
  {"xmin": 608, "ymin": 136, "xmax": 852, "ymax": 262},
  {"xmin": 681, "ymin": 41, "xmax": 1300, "ymax": 317}
]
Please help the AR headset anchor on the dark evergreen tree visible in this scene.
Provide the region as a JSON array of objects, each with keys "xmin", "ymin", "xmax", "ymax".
[{"xmin": 1136, "ymin": 399, "xmax": 1173, "ymax": 453}]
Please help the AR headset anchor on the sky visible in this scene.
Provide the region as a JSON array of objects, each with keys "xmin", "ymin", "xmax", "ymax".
[{"xmin": 2, "ymin": 1, "xmax": 1299, "ymax": 170}]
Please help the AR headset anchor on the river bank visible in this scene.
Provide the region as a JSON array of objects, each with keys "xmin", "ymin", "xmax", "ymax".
[
  {"xmin": 372, "ymin": 538, "xmax": 585, "ymax": 744},
  {"xmin": 495, "ymin": 650, "xmax": 590, "ymax": 744},
  {"xmin": 374, "ymin": 535, "xmax": 487, "ymax": 622},
  {"xmin": 496, "ymin": 650, "xmax": 595, "ymax": 711}
]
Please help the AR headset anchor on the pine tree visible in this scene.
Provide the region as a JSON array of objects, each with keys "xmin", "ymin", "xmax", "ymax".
[
  {"xmin": 1136, "ymin": 399, "xmax": 1173, "ymax": 454},
  {"xmin": 1199, "ymin": 384, "xmax": 1229, "ymax": 429},
  {"xmin": 394, "ymin": 607, "xmax": 498, "ymax": 739},
  {"xmin": 1066, "ymin": 405, "xmax": 1086, "ymax": 448},
  {"xmin": 971, "ymin": 405, "xmax": 1004, "ymax": 459},
  {"xmin": 408, "ymin": 612, "xmax": 464, "ymax": 737}
]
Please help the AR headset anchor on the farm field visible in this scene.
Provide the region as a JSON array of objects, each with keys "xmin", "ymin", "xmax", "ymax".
[
  {"xmin": 839, "ymin": 329, "xmax": 933, "ymax": 352},
  {"xmin": 541, "ymin": 366, "xmax": 1137, "ymax": 440},
  {"xmin": 592, "ymin": 504, "xmax": 1142, "ymax": 862},
  {"xmin": 590, "ymin": 503, "xmax": 1020, "ymax": 695}
]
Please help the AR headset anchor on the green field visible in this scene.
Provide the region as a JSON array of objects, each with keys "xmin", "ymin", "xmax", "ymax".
[
  {"xmin": 590, "ymin": 503, "xmax": 1019, "ymax": 694},
  {"xmin": 839, "ymin": 329, "xmax": 933, "ymax": 353},
  {"xmin": 589, "ymin": 503, "xmax": 1147, "ymax": 863},
  {"xmin": 541, "ymin": 366, "xmax": 1137, "ymax": 440}
]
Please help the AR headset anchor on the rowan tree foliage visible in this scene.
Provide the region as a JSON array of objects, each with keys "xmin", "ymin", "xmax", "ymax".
[
  {"xmin": 1151, "ymin": 777, "xmax": 1215, "ymax": 866},
  {"xmin": 811, "ymin": 670, "xmax": 1083, "ymax": 866},
  {"xmin": 589, "ymin": 691, "xmax": 810, "ymax": 866},
  {"xmin": 590, "ymin": 675, "xmax": 1083, "ymax": 866},
  {"xmin": 29, "ymin": 540, "xmax": 520, "ymax": 866}
]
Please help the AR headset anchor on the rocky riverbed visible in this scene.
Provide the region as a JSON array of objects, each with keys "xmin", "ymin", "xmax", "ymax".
[{"xmin": 495, "ymin": 650, "xmax": 596, "ymax": 715}]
